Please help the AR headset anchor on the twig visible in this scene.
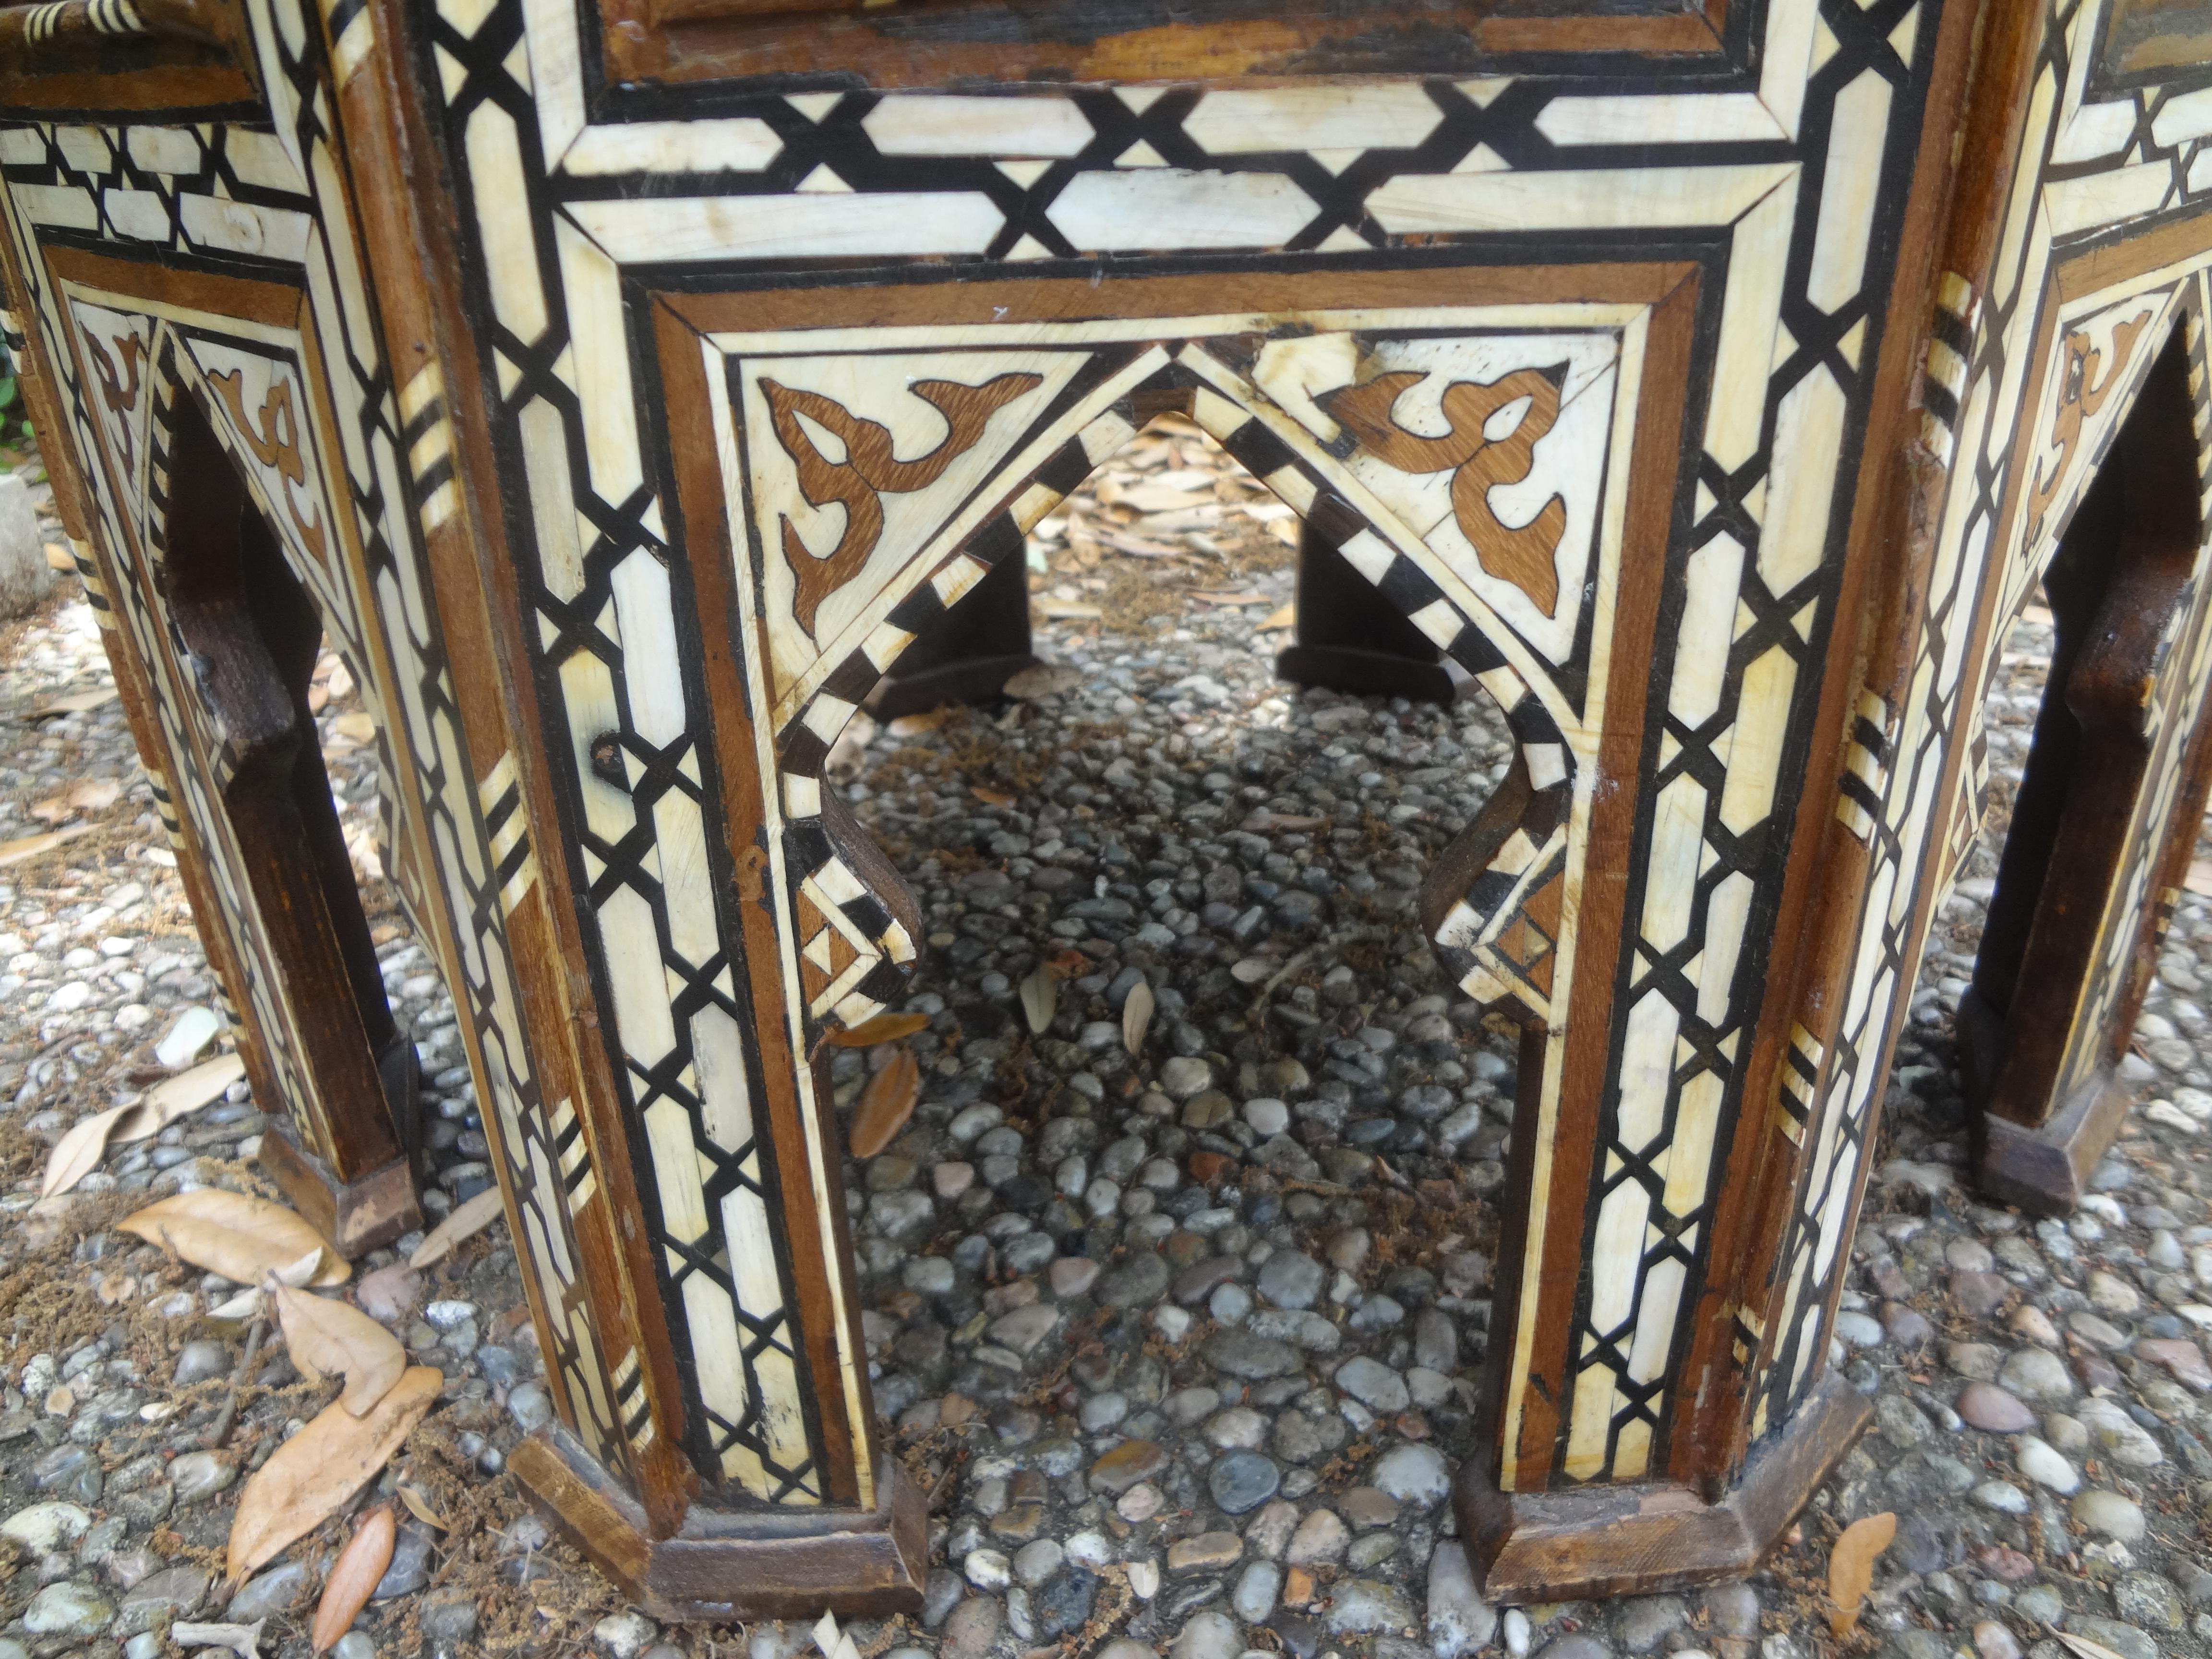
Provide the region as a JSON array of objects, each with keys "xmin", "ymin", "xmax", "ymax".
[{"xmin": 204, "ymin": 1313, "xmax": 265, "ymax": 1450}]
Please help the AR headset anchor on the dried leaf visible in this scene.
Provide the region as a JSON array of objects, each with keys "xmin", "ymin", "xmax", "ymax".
[
  {"xmin": 970, "ymin": 784, "xmax": 1018, "ymax": 808},
  {"xmin": 826, "ymin": 1011, "xmax": 929, "ymax": 1049},
  {"xmin": 24, "ymin": 686, "xmax": 117, "ymax": 721},
  {"xmin": 1034, "ymin": 600, "xmax": 1103, "ymax": 621},
  {"xmin": 225, "ymin": 1366, "xmax": 441, "ymax": 1586},
  {"xmin": 408, "ymin": 1186, "xmax": 505, "ymax": 1269},
  {"xmin": 1827, "ymin": 1510, "xmax": 1896, "ymax": 1637},
  {"xmin": 1186, "ymin": 590, "xmax": 1270, "ymax": 606},
  {"xmin": 270, "ymin": 1246, "xmax": 328, "ymax": 1289},
  {"xmin": 209, "ymin": 1287, "xmax": 264, "ymax": 1321},
  {"xmin": 2188, "ymin": 857, "xmax": 2212, "ymax": 900},
  {"xmin": 43, "ymin": 542, "xmax": 72, "ymax": 572},
  {"xmin": 171, "ymin": 1622, "xmax": 265, "ymax": 1659},
  {"xmin": 1123, "ymin": 980, "xmax": 1154, "ymax": 1057},
  {"xmin": 113, "ymin": 1053, "xmax": 246, "ymax": 1144},
  {"xmin": 1257, "ymin": 605, "xmax": 1296, "ymax": 631},
  {"xmin": 311, "ymin": 1505, "xmax": 394, "ymax": 1653},
  {"xmin": 2054, "ymin": 1635, "xmax": 2132, "ymax": 1659},
  {"xmin": 849, "ymin": 1047, "xmax": 920, "ymax": 1159},
  {"xmin": 886, "ymin": 709, "xmax": 948, "ymax": 737},
  {"xmin": 273, "ymin": 1285, "xmax": 406, "ymax": 1417},
  {"xmin": 67, "ymin": 778, "xmax": 121, "ymax": 812},
  {"xmin": 41, "ymin": 1102, "xmax": 138, "ymax": 1198},
  {"xmin": 396, "ymin": 1484, "xmax": 448, "ymax": 1531},
  {"xmin": 120, "ymin": 1190, "xmax": 349, "ymax": 1288},
  {"xmin": 330, "ymin": 712, "xmax": 376, "ymax": 745},
  {"xmin": 0, "ymin": 824, "xmax": 93, "ymax": 867},
  {"xmin": 1021, "ymin": 965, "xmax": 1057, "ymax": 1035}
]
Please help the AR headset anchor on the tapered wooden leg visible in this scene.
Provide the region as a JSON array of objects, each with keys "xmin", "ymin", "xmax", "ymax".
[
  {"xmin": 152, "ymin": 382, "xmax": 422, "ymax": 1253},
  {"xmin": 1961, "ymin": 328, "xmax": 2212, "ymax": 1213},
  {"xmin": 864, "ymin": 551, "xmax": 1039, "ymax": 719},
  {"xmin": 1277, "ymin": 519, "xmax": 1457, "ymax": 703}
]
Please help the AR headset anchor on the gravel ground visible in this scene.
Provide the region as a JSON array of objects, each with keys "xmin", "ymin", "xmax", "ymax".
[{"xmin": 0, "ymin": 421, "xmax": 2205, "ymax": 1659}]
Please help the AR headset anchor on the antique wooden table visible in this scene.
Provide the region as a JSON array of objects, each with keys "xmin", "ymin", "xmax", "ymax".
[{"xmin": 6, "ymin": 0, "xmax": 2212, "ymax": 1616}]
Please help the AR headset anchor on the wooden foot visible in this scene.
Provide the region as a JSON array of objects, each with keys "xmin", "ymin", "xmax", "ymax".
[
  {"xmin": 865, "ymin": 553, "xmax": 1038, "ymax": 720},
  {"xmin": 1278, "ymin": 522, "xmax": 1456, "ymax": 704},
  {"xmin": 512, "ymin": 1423, "xmax": 928, "ymax": 1622},
  {"xmin": 257, "ymin": 1121, "xmax": 422, "ymax": 1258},
  {"xmin": 1456, "ymin": 1368, "xmax": 1872, "ymax": 1603}
]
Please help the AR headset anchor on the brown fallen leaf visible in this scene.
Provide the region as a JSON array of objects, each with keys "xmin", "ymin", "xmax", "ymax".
[
  {"xmin": 226, "ymin": 1367, "xmax": 441, "ymax": 1586},
  {"xmin": 67, "ymin": 777, "xmax": 122, "ymax": 812},
  {"xmin": 41, "ymin": 1102, "xmax": 140, "ymax": 1198},
  {"xmin": 971, "ymin": 784, "xmax": 1018, "ymax": 808},
  {"xmin": 849, "ymin": 1047, "xmax": 920, "ymax": 1159},
  {"xmin": 1034, "ymin": 600, "xmax": 1103, "ymax": 621},
  {"xmin": 273, "ymin": 1284, "xmax": 407, "ymax": 1417},
  {"xmin": 311, "ymin": 1506, "xmax": 394, "ymax": 1653},
  {"xmin": 2053, "ymin": 1635, "xmax": 2131, "ymax": 1659},
  {"xmin": 114, "ymin": 1054, "xmax": 247, "ymax": 1144},
  {"xmin": 24, "ymin": 686, "xmax": 117, "ymax": 721},
  {"xmin": 1122, "ymin": 980, "xmax": 1154, "ymax": 1057},
  {"xmin": 330, "ymin": 712, "xmax": 376, "ymax": 745},
  {"xmin": 1186, "ymin": 590, "xmax": 1270, "ymax": 606},
  {"xmin": 0, "ymin": 823, "xmax": 94, "ymax": 867},
  {"xmin": 1827, "ymin": 1510, "xmax": 1896, "ymax": 1637},
  {"xmin": 408, "ymin": 1185, "xmax": 505, "ymax": 1269},
  {"xmin": 28, "ymin": 796, "xmax": 71, "ymax": 826},
  {"xmin": 44, "ymin": 543, "xmax": 73, "ymax": 572},
  {"xmin": 827, "ymin": 1011, "xmax": 930, "ymax": 1049},
  {"xmin": 121, "ymin": 1190, "xmax": 349, "ymax": 1288},
  {"xmin": 1256, "ymin": 602, "xmax": 1296, "ymax": 632},
  {"xmin": 886, "ymin": 709, "xmax": 949, "ymax": 737},
  {"xmin": 396, "ymin": 1483, "xmax": 448, "ymax": 1531},
  {"xmin": 1021, "ymin": 965, "xmax": 1057, "ymax": 1035}
]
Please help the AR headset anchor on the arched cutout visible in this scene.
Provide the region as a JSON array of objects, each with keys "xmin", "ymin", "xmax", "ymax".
[
  {"xmin": 144, "ymin": 356, "xmax": 421, "ymax": 1238},
  {"xmin": 769, "ymin": 374, "xmax": 1580, "ymax": 1046}
]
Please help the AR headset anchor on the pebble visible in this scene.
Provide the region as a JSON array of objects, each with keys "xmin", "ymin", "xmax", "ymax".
[
  {"xmin": 1956, "ymin": 1381, "xmax": 2037, "ymax": 1432},
  {"xmin": 594, "ymin": 1613, "xmax": 659, "ymax": 1659},
  {"xmin": 1324, "ymin": 1579, "xmax": 1414, "ymax": 1634},
  {"xmin": 167, "ymin": 1451, "xmax": 235, "ymax": 1505},
  {"xmin": 227, "ymin": 1561, "xmax": 312, "ymax": 1620},
  {"xmin": 2015, "ymin": 1436, "xmax": 2080, "ymax": 1493},
  {"xmin": 2, "ymin": 1502, "xmax": 92, "ymax": 1552},
  {"xmin": 170, "ymin": 1340, "xmax": 229, "ymax": 1386},
  {"xmin": 2071, "ymin": 1488, "xmax": 2146, "ymax": 1539},
  {"xmin": 1208, "ymin": 1450, "xmax": 1280, "ymax": 1514},
  {"xmin": 24, "ymin": 1582, "xmax": 113, "ymax": 1636},
  {"xmin": 1428, "ymin": 1540, "xmax": 1498, "ymax": 1657},
  {"xmin": 1285, "ymin": 1509, "xmax": 1348, "ymax": 1566}
]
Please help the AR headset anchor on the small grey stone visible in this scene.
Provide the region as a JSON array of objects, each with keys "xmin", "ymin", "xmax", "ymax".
[
  {"xmin": 1334, "ymin": 1355, "xmax": 1409, "ymax": 1411},
  {"xmin": 2070, "ymin": 1489, "xmax": 2145, "ymax": 1540},
  {"xmin": 2114, "ymin": 1575, "xmax": 2185, "ymax": 1632},
  {"xmin": 374, "ymin": 1524, "xmax": 436, "ymax": 1599},
  {"xmin": 1956, "ymin": 1382, "xmax": 2036, "ymax": 1433},
  {"xmin": 1100, "ymin": 1252, "xmax": 1171, "ymax": 1309},
  {"xmin": 170, "ymin": 1341, "xmax": 229, "ymax": 1387},
  {"xmin": 594, "ymin": 1612, "xmax": 660, "ymax": 1659},
  {"xmin": 227, "ymin": 1561, "xmax": 312, "ymax": 1621},
  {"xmin": 1370, "ymin": 1443, "xmax": 1450, "ymax": 1506},
  {"xmin": 1999, "ymin": 1346, "xmax": 2074, "ymax": 1404},
  {"xmin": 334, "ymin": 1634, "xmax": 377, "ymax": 1659},
  {"xmin": 167, "ymin": 1451, "xmax": 236, "ymax": 1505},
  {"xmin": 1014, "ymin": 1539, "xmax": 1064, "ymax": 1587},
  {"xmin": 1257, "ymin": 1252, "xmax": 1325, "ymax": 1311},
  {"xmin": 24, "ymin": 1582, "xmax": 114, "ymax": 1637},
  {"xmin": 1616, "ymin": 1596, "xmax": 1686, "ymax": 1655},
  {"xmin": 1203, "ymin": 1328, "xmax": 1300, "ymax": 1380},
  {"xmin": 421, "ymin": 1590, "xmax": 480, "ymax": 1645},
  {"xmin": 509, "ymin": 1382, "xmax": 554, "ymax": 1433},
  {"xmin": 1233, "ymin": 1560, "xmax": 1281, "ymax": 1622},
  {"xmin": 113, "ymin": 1567, "xmax": 205, "ymax": 1637},
  {"xmin": 1172, "ymin": 1610, "xmax": 1241, "ymax": 1659},
  {"xmin": 1427, "ymin": 1542, "xmax": 1497, "ymax": 1659},
  {"xmin": 922, "ymin": 1568, "xmax": 965, "ymax": 1629},
  {"xmin": 1208, "ymin": 1450, "xmax": 1279, "ymax": 1515},
  {"xmin": 1325, "ymin": 1579, "xmax": 1415, "ymax": 1635},
  {"xmin": 1286, "ymin": 1509, "xmax": 1348, "ymax": 1566}
]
